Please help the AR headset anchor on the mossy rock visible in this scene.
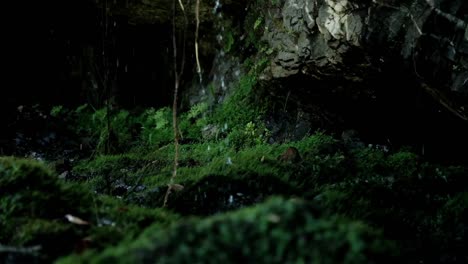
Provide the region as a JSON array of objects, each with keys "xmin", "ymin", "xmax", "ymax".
[
  {"xmin": 0, "ymin": 157, "xmax": 93, "ymax": 230},
  {"xmin": 314, "ymin": 160, "xmax": 468, "ymax": 262},
  {"xmin": 58, "ymin": 197, "xmax": 396, "ymax": 264},
  {"xmin": 429, "ymin": 192, "xmax": 468, "ymax": 262},
  {"xmin": 0, "ymin": 157, "xmax": 93, "ymax": 261},
  {"xmin": 87, "ymin": 195, "xmax": 180, "ymax": 250},
  {"xmin": 0, "ymin": 157, "xmax": 179, "ymax": 262}
]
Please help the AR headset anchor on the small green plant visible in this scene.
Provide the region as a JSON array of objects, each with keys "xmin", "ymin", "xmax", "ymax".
[
  {"xmin": 139, "ymin": 107, "xmax": 173, "ymax": 146},
  {"xmin": 50, "ymin": 105, "xmax": 64, "ymax": 117},
  {"xmin": 253, "ymin": 16, "xmax": 263, "ymax": 30},
  {"xmin": 224, "ymin": 31, "xmax": 235, "ymax": 53},
  {"xmin": 187, "ymin": 102, "xmax": 208, "ymax": 120},
  {"xmin": 49, "ymin": 104, "xmax": 139, "ymax": 154},
  {"xmin": 227, "ymin": 121, "xmax": 271, "ymax": 149}
]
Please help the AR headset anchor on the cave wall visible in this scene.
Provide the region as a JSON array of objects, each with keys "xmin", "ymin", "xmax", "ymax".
[{"xmin": 238, "ymin": 0, "xmax": 468, "ymax": 162}]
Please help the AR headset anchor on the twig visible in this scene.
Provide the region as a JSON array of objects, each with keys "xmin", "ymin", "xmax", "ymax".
[
  {"xmin": 420, "ymin": 82, "xmax": 468, "ymax": 122},
  {"xmin": 283, "ymin": 90, "xmax": 291, "ymax": 112},
  {"xmin": 0, "ymin": 244, "xmax": 41, "ymax": 255},
  {"xmin": 372, "ymin": 0, "xmax": 423, "ymax": 35},
  {"xmin": 163, "ymin": 0, "xmax": 187, "ymax": 207},
  {"xmin": 423, "ymin": 0, "xmax": 466, "ymax": 30}
]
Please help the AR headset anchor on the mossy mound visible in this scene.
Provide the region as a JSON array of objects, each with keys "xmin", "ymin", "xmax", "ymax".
[
  {"xmin": 430, "ymin": 192, "xmax": 468, "ymax": 262},
  {"xmin": 59, "ymin": 197, "xmax": 396, "ymax": 264},
  {"xmin": 0, "ymin": 157, "xmax": 179, "ymax": 263},
  {"xmin": 71, "ymin": 134, "xmax": 344, "ymax": 214},
  {"xmin": 0, "ymin": 157, "xmax": 93, "ymax": 262},
  {"xmin": 315, "ymin": 154, "xmax": 468, "ymax": 262},
  {"xmin": 64, "ymin": 131, "xmax": 468, "ymax": 262}
]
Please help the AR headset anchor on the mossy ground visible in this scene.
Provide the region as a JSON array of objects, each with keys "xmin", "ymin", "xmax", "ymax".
[
  {"xmin": 58, "ymin": 197, "xmax": 396, "ymax": 264},
  {"xmin": 2, "ymin": 127, "xmax": 467, "ymax": 263},
  {"xmin": 0, "ymin": 157, "xmax": 179, "ymax": 263},
  {"xmin": 2, "ymin": 59, "xmax": 468, "ymax": 263}
]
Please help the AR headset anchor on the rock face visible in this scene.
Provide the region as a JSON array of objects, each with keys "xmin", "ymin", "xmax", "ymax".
[{"xmin": 260, "ymin": 0, "xmax": 467, "ymax": 97}]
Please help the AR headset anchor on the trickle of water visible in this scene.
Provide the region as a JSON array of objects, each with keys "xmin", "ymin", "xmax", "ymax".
[
  {"xmin": 197, "ymin": 74, "xmax": 203, "ymax": 84},
  {"xmin": 228, "ymin": 195, "xmax": 234, "ymax": 204},
  {"xmin": 213, "ymin": 0, "xmax": 222, "ymax": 13},
  {"xmin": 226, "ymin": 157, "xmax": 232, "ymax": 165}
]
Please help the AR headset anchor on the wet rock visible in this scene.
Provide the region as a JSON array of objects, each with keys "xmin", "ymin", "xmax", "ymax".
[
  {"xmin": 201, "ymin": 124, "xmax": 220, "ymax": 140},
  {"xmin": 258, "ymin": 0, "xmax": 468, "ymax": 98}
]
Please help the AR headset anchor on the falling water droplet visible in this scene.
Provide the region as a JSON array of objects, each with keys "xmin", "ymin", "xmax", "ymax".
[
  {"xmin": 221, "ymin": 76, "xmax": 225, "ymax": 90},
  {"xmin": 213, "ymin": 0, "xmax": 222, "ymax": 13},
  {"xmin": 228, "ymin": 195, "xmax": 234, "ymax": 204}
]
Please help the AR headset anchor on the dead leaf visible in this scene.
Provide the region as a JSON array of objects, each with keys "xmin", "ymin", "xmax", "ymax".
[
  {"xmin": 267, "ymin": 213, "xmax": 281, "ymax": 223},
  {"xmin": 168, "ymin": 183, "xmax": 184, "ymax": 192},
  {"xmin": 65, "ymin": 214, "xmax": 90, "ymax": 225}
]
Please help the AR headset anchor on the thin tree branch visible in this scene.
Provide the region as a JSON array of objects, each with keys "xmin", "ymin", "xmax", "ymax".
[{"xmin": 164, "ymin": 0, "xmax": 186, "ymax": 207}]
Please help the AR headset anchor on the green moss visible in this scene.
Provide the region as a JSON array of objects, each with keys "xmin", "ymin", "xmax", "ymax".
[
  {"xmin": 0, "ymin": 157, "xmax": 179, "ymax": 262},
  {"xmin": 224, "ymin": 30, "xmax": 235, "ymax": 53},
  {"xmin": 85, "ymin": 195, "xmax": 180, "ymax": 250},
  {"xmin": 51, "ymin": 124, "xmax": 468, "ymax": 261},
  {"xmin": 208, "ymin": 57, "xmax": 270, "ymax": 149},
  {"xmin": 387, "ymin": 151, "xmax": 419, "ymax": 176},
  {"xmin": 12, "ymin": 219, "xmax": 78, "ymax": 251},
  {"xmin": 0, "ymin": 157, "xmax": 93, "ymax": 224},
  {"xmin": 58, "ymin": 197, "xmax": 396, "ymax": 264},
  {"xmin": 429, "ymin": 192, "xmax": 468, "ymax": 259},
  {"xmin": 71, "ymin": 133, "xmax": 349, "ymax": 215},
  {"xmin": 0, "ymin": 157, "xmax": 93, "ymax": 261},
  {"xmin": 49, "ymin": 104, "xmax": 141, "ymax": 154},
  {"xmin": 312, "ymin": 154, "xmax": 468, "ymax": 262}
]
